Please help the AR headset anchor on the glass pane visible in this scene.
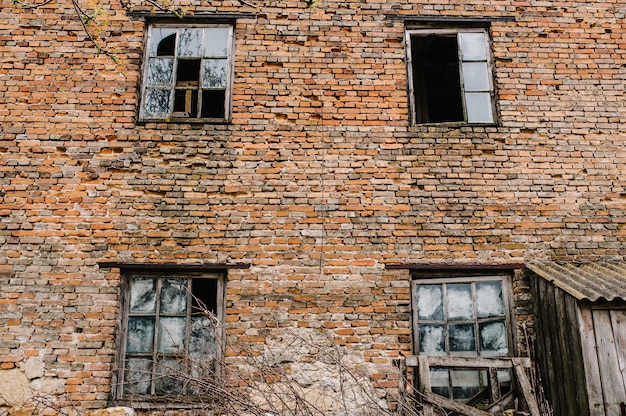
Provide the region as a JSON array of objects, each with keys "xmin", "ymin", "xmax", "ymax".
[
  {"xmin": 450, "ymin": 369, "xmax": 481, "ymax": 401},
  {"xmin": 204, "ymin": 27, "xmax": 230, "ymax": 57},
  {"xmin": 158, "ymin": 317, "xmax": 186, "ymax": 353},
  {"xmin": 160, "ymin": 279, "xmax": 187, "ymax": 315},
  {"xmin": 143, "ymin": 89, "xmax": 170, "ymax": 119},
  {"xmin": 190, "ymin": 316, "xmax": 216, "ymax": 356},
  {"xmin": 124, "ymin": 358, "xmax": 152, "ymax": 395},
  {"xmin": 430, "ymin": 368, "xmax": 450, "ymax": 398},
  {"xmin": 479, "ymin": 321, "xmax": 508, "ymax": 356},
  {"xmin": 127, "ymin": 317, "xmax": 155, "ymax": 353},
  {"xmin": 476, "ymin": 281, "xmax": 505, "ymax": 318},
  {"xmin": 462, "ymin": 62, "xmax": 490, "ymax": 91},
  {"xmin": 155, "ymin": 357, "xmax": 184, "ymax": 395},
  {"xmin": 178, "ymin": 28, "xmax": 202, "ymax": 57},
  {"xmin": 149, "ymin": 28, "xmax": 177, "ymax": 57},
  {"xmin": 202, "ymin": 59, "xmax": 227, "ymax": 88},
  {"xmin": 449, "ymin": 323, "xmax": 476, "ymax": 353},
  {"xmin": 417, "ymin": 284, "xmax": 443, "ymax": 321},
  {"xmin": 130, "ymin": 278, "xmax": 157, "ymax": 313},
  {"xmin": 465, "ymin": 92, "xmax": 494, "ymax": 123},
  {"xmin": 447, "ymin": 284, "xmax": 474, "ymax": 320},
  {"xmin": 147, "ymin": 58, "xmax": 174, "ymax": 87},
  {"xmin": 459, "ymin": 32, "xmax": 487, "ymax": 61},
  {"xmin": 419, "ymin": 324, "xmax": 445, "ymax": 355}
]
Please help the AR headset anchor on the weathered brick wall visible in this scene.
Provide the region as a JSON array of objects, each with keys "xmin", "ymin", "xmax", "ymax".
[{"xmin": 1, "ymin": 0, "xmax": 626, "ymax": 412}]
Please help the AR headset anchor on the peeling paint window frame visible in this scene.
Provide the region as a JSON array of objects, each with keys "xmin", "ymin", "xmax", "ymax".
[
  {"xmin": 114, "ymin": 271, "xmax": 225, "ymax": 401},
  {"xmin": 411, "ymin": 273, "xmax": 514, "ymax": 402},
  {"xmin": 405, "ymin": 27, "xmax": 496, "ymax": 125},
  {"xmin": 139, "ymin": 23, "xmax": 235, "ymax": 124}
]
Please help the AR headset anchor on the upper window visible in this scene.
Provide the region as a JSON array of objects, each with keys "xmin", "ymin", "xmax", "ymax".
[
  {"xmin": 406, "ymin": 28, "xmax": 495, "ymax": 125},
  {"xmin": 140, "ymin": 24, "xmax": 234, "ymax": 123},
  {"xmin": 115, "ymin": 271, "xmax": 225, "ymax": 400}
]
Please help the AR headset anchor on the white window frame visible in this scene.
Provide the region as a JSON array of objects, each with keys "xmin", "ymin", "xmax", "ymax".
[
  {"xmin": 405, "ymin": 28, "xmax": 496, "ymax": 125},
  {"xmin": 114, "ymin": 271, "xmax": 225, "ymax": 401},
  {"xmin": 139, "ymin": 23, "xmax": 235, "ymax": 123}
]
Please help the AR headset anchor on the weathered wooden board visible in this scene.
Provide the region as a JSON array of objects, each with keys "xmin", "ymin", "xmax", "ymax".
[
  {"xmin": 578, "ymin": 304, "xmax": 605, "ymax": 415},
  {"xmin": 609, "ymin": 310, "xmax": 626, "ymax": 394}
]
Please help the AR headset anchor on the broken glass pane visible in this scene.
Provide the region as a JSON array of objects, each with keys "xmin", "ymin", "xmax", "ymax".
[
  {"xmin": 201, "ymin": 89, "xmax": 226, "ymax": 118},
  {"xmin": 150, "ymin": 28, "xmax": 177, "ymax": 57},
  {"xmin": 417, "ymin": 284, "xmax": 443, "ymax": 321},
  {"xmin": 147, "ymin": 58, "xmax": 174, "ymax": 87},
  {"xmin": 190, "ymin": 316, "xmax": 216, "ymax": 356},
  {"xmin": 479, "ymin": 321, "xmax": 508, "ymax": 356},
  {"xmin": 125, "ymin": 358, "xmax": 152, "ymax": 395},
  {"xmin": 204, "ymin": 27, "xmax": 229, "ymax": 57},
  {"xmin": 178, "ymin": 28, "xmax": 202, "ymax": 57},
  {"xmin": 160, "ymin": 279, "xmax": 187, "ymax": 315},
  {"xmin": 447, "ymin": 284, "xmax": 474, "ymax": 320},
  {"xmin": 144, "ymin": 89, "xmax": 170, "ymax": 118},
  {"xmin": 155, "ymin": 357, "xmax": 184, "ymax": 395},
  {"xmin": 476, "ymin": 281, "xmax": 505, "ymax": 318},
  {"xmin": 127, "ymin": 317, "xmax": 155, "ymax": 353},
  {"xmin": 201, "ymin": 59, "xmax": 227, "ymax": 89},
  {"xmin": 130, "ymin": 278, "xmax": 157, "ymax": 313},
  {"xmin": 450, "ymin": 369, "xmax": 481, "ymax": 401},
  {"xmin": 449, "ymin": 323, "xmax": 476, "ymax": 353},
  {"xmin": 459, "ymin": 32, "xmax": 487, "ymax": 61},
  {"xmin": 462, "ymin": 62, "xmax": 490, "ymax": 92},
  {"xmin": 158, "ymin": 317, "xmax": 186, "ymax": 353},
  {"xmin": 419, "ymin": 324, "xmax": 445, "ymax": 355},
  {"xmin": 465, "ymin": 92, "xmax": 494, "ymax": 123}
]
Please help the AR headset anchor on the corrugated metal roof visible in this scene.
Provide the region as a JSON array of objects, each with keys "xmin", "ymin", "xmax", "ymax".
[{"xmin": 527, "ymin": 261, "xmax": 626, "ymax": 302}]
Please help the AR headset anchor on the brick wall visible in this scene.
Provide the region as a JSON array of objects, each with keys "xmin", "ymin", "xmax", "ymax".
[{"xmin": 1, "ymin": 0, "xmax": 626, "ymax": 411}]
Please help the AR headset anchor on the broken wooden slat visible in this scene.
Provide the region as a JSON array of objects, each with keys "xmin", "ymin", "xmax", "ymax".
[
  {"xmin": 417, "ymin": 355, "xmax": 434, "ymax": 416},
  {"xmin": 513, "ymin": 361, "xmax": 541, "ymax": 416},
  {"xmin": 422, "ymin": 389, "xmax": 492, "ymax": 416}
]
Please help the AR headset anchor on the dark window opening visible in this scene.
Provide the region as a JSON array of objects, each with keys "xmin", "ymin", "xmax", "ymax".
[
  {"xmin": 192, "ymin": 278, "xmax": 217, "ymax": 316},
  {"xmin": 173, "ymin": 89, "xmax": 198, "ymax": 117},
  {"xmin": 176, "ymin": 59, "xmax": 201, "ymax": 84},
  {"xmin": 157, "ymin": 34, "xmax": 176, "ymax": 56},
  {"xmin": 201, "ymin": 90, "xmax": 226, "ymax": 119},
  {"xmin": 411, "ymin": 35, "xmax": 463, "ymax": 123}
]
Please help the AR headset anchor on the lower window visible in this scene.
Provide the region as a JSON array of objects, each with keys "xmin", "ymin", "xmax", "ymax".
[
  {"xmin": 412, "ymin": 273, "xmax": 512, "ymax": 402},
  {"xmin": 116, "ymin": 271, "xmax": 225, "ymax": 399}
]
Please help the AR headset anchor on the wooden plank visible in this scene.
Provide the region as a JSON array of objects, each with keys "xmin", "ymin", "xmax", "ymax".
[
  {"xmin": 554, "ymin": 287, "xmax": 578, "ymax": 415},
  {"xmin": 543, "ymin": 280, "xmax": 566, "ymax": 416},
  {"xmin": 417, "ymin": 355, "xmax": 434, "ymax": 416},
  {"xmin": 513, "ymin": 362, "xmax": 541, "ymax": 416},
  {"xmin": 488, "ymin": 367, "xmax": 501, "ymax": 402},
  {"xmin": 609, "ymin": 310, "xmax": 626, "ymax": 394},
  {"xmin": 578, "ymin": 304, "xmax": 606, "ymax": 416},
  {"xmin": 593, "ymin": 309, "xmax": 626, "ymax": 416},
  {"xmin": 422, "ymin": 389, "xmax": 492, "ymax": 416},
  {"xmin": 565, "ymin": 294, "xmax": 590, "ymax": 416},
  {"xmin": 413, "ymin": 355, "xmax": 529, "ymax": 369},
  {"xmin": 485, "ymin": 390, "xmax": 516, "ymax": 413}
]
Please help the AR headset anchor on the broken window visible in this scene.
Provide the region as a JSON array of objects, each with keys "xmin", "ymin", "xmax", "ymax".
[
  {"xmin": 412, "ymin": 275, "xmax": 511, "ymax": 402},
  {"xmin": 407, "ymin": 28, "xmax": 495, "ymax": 124},
  {"xmin": 140, "ymin": 24, "xmax": 233, "ymax": 122},
  {"xmin": 116, "ymin": 271, "xmax": 225, "ymax": 399}
]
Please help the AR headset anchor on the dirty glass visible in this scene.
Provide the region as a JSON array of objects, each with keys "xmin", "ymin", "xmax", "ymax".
[
  {"xmin": 190, "ymin": 316, "xmax": 216, "ymax": 356},
  {"xmin": 158, "ymin": 317, "xmax": 186, "ymax": 353},
  {"xmin": 479, "ymin": 321, "xmax": 508, "ymax": 356},
  {"xmin": 416, "ymin": 284, "xmax": 443, "ymax": 320},
  {"xmin": 449, "ymin": 323, "xmax": 476, "ymax": 353},
  {"xmin": 447, "ymin": 284, "xmax": 474, "ymax": 320},
  {"xmin": 458, "ymin": 32, "xmax": 487, "ymax": 61},
  {"xmin": 147, "ymin": 58, "xmax": 174, "ymax": 87},
  {"xmin": 465, "ymin": 93, "xmax": 494, "ymax": 123},
  {"xmin": 160, "ymin": 279, "xmax": 187, "ymax": 315},
  {"xmin": 430, "ymin": 368, "xmax": 450, "ymax": 398},
  {"xmin": 204, "ymin": 27, "xmax": 230, "ymax": 57},
  {"xmin": 202, "ymin": 59, "xmax": 228, "ymax": 89},
  {"xmin": 125, "ymin": 358, "xmax": 152, "ymax": 395},
  {"xmin": 143, "ymin": 89, "xmax": 170, "ymax": 119},
  {"xmin": 150, "ymin": 28, "xmax": 177, "ymax": 57},
  {"xmin": 450, "ymin": 369, "xmax": 481, "ymax": 401},
  {"xmin": 178, "ymin": 28, "xmax": 202, "ymax": 57},
  {"xmin": 462, "ymin": 62, "xmax": 490, "ymax": 92},
  {"xmin": 127, "ymin": 317, "xmax": 155, "ymax": 353},
  {"xmin": 130, "ymin": 278, "xmax": 157, "ymax": 313},
  {"xmin": 476, "ymin": 281, "xmax": 505, "ymax": 318},
  {"xmin": 155, "ymin": 357, "xmax": 184, "ymax": 395},
  {"xmin": 419, "ymin": 324, "xmax": 445, "ymax": 355}
]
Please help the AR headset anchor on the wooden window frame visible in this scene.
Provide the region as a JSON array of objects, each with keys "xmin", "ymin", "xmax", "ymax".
[
  {"xmin": 113, "ymin": 270, "xmax": 226, "ymax": 402},
  {"xmin": 139, "ymin": 22, "xmax": 235, "ymax": 124},
  {"xmin": 405, "ymin": 27, "xmax": 497, "ymax": 126}
]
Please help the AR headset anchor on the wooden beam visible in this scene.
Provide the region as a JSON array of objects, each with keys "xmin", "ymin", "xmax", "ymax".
[
  {"xmin": 422, "ymin": 390, "xmax": 492, "ymax": 416},
  {"xmin": 513, "ymin": 362, "xmax": 541, "ymax": 416},
  {"xmin": 417, "ymin": 356, "xmax": 434, "ymax": 416},
  {"xmin": 406, "ymin": 355, "xmax": 531, "ymax": 369}
]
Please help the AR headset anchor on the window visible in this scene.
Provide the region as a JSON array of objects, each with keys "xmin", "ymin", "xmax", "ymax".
[
  {"xmin": 116, "ymin": 271, "xmax": 225, "ymax": 399},
  {"xmin": 406, "ymin": 28, "xmax": 495, "ymax": 124},
  {"xmin": 412, "ymin": 274, "xmax": 512, "ymax": 401},
  {"xmin": 140, "ymin": 24, "xmax": 234, "ymax": 122}
]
